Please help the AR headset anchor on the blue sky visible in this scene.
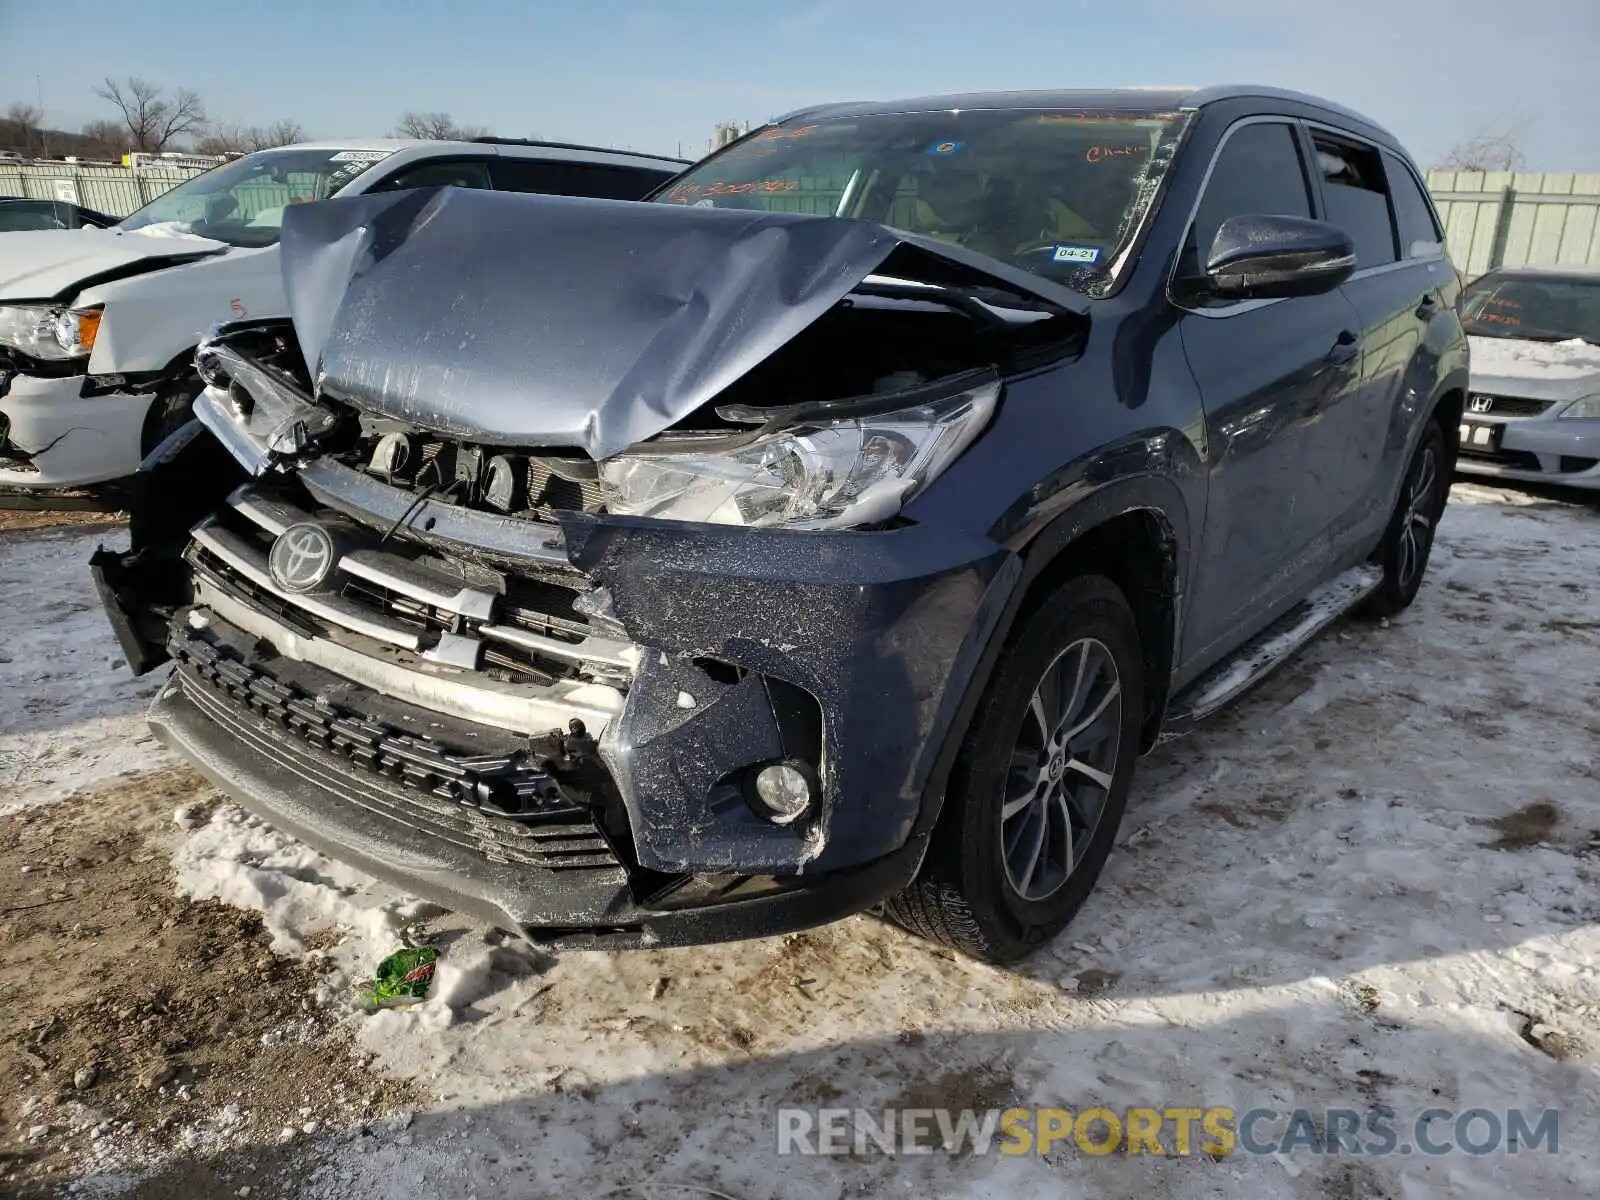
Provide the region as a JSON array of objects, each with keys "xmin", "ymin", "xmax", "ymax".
[{"xmin": 3, "ymin": 0, "xmax": 1596, "ymax": 168}]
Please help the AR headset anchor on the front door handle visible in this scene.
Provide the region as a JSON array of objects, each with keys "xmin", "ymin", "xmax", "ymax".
[{"xmin": 1326, "ymin": 330, "xmax": 1359, "ymax": 365}]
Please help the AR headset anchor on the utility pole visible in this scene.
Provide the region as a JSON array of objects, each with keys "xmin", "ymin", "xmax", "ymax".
[{"xmin": 37, "ymin": 75, "xmax": 49, "ymax": 160}]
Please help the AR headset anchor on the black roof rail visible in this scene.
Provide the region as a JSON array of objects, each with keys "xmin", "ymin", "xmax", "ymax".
[{"xmin": 469, "ymin": 136, "xmax": 690, "ymax": 163}]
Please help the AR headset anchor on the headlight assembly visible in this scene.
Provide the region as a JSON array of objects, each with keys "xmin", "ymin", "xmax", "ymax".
[
  {"xmin": 1557, "ymin": 393, "xmax": 1600, "ymax": 420},
  {"xmin": 598, "ymin": 376, "xmax": 1000, "ymax": 529},
  {"xmin": 0, "ymin": 304, "xmax": 102, "ymax": 361}
]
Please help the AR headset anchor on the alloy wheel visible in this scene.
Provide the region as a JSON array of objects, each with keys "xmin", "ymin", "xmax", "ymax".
[
  {"xmin": 1397, "ymin": 444, "xmax": 1438, "ymax": 588},
  {"xmin": 1000, "ymin": 637, "xmax": 1123, "ymax": 901}
]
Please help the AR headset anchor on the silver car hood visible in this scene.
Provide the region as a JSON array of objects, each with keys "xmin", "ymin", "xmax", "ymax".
[{"xmin": 278, "ymin": 187, "xmax": 1082, "ymax": 460}]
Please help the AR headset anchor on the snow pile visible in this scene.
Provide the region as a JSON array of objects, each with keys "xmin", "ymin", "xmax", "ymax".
[
  {"xmin": 173, "ymin": 803, "xmax": 432, "ymax": 975},
  {"xmin": 0, "ymin": 527, "xmax": 172, "ymax": 814},
  {"xmin": 1468, "ymin": 333, "xmax": 1600, "ymax": 379}
]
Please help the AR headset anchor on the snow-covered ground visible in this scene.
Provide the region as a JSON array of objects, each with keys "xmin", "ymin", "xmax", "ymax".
[
  {"xmin": 0, "ymin": 525, "xmax": 172, "ymax": 815},
  {"xmin": 4, "ymin": 482, "xmax": 1598, "ymax": 1199}
]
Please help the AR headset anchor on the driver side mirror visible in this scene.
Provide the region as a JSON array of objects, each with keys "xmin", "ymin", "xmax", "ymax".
[{"xmin": 1202, "ymin": 213, "xmax": 1356, "ymax": 301}]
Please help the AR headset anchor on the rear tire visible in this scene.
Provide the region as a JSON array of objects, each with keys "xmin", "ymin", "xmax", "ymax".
[
  {"xmin": 1359, "ymin": 419, "xmax": 1447, "ymax": 619},
  {"xmin": 885, "ymin": 575, "xmax": 1144, "ymax": 964}
]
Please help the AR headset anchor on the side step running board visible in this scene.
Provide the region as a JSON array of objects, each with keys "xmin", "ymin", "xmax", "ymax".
[{"xmin": 1159, "ymin": 564, "xmax": 1384, "ymax": 739}]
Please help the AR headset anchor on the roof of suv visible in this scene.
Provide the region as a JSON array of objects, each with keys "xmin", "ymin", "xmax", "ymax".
[{"xmin": 774, "ymin": 85, "xmax": 1395, "ymax": 147}]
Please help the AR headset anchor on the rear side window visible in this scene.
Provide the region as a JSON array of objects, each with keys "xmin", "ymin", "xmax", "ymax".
[
  {"xmin": 1186, "ymin": 121, "xmax": 1313, "ymax": 276},
  {"xmin": 1383, "ymin": 151, "xmax": 1444, "ymax": 259},
  {"xmin": 490, "ymin": 159, "xmax": 671, "ymax": 201},
  {"xmin": 1313, "ymin": 136, "xmax": 1398, "ymax": 268},
  {"xmin": 381, "ymin": 158, "xmax": 494, "ymax": 191}
]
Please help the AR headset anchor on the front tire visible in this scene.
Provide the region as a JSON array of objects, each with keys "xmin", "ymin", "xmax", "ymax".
[
  {"xmin": 885, "ymin": 575, "xmax": 1144, "ymax": 964},
  {"xmin": 140, "ymin": 379, "xmax": 202, "ymax": 459},
  {"xmin": 1360, "ymin": 419, "xmax": 1448, "ymax": 618}
]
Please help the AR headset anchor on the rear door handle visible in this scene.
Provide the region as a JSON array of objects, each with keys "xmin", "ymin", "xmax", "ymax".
[{"xmin": 1326, "ymin": 330, "xmax": 1359, "ymax": 365}]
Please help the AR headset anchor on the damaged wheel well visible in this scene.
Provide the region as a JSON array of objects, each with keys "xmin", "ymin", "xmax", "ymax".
[{"xmin": 1018, "ymin": 509, "xmax": 1178, "ymax": 751}]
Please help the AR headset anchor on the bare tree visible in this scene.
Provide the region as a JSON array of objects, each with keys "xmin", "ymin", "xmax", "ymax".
[
  {"xmin": 194, "ymin": 119, "xmax": 306, "ymax": 157},
  {"xmin": 79, "ymin": 119, "xmax": 130, "ymax": 160},
  {"xmin": 1434, "ymin": 128, "xmax": 1527, "ymax": 174},
  {"xmin": 392, "ymin": 110, "xmax": 488, "ymax": 140},
  {"xmin": 93, "ymin": 77, "xmax": 208, "ymax": 153},
  {"xmin": 248, "ymin": 119, "xmax": 306, "ymax": 150},
  {"xmin": 194, "ymin": 123, "xmax": 249, "ymax": 156},
  {"xmin": 6, "ymin": 102, "xmax": 41, "ymax": 156}
]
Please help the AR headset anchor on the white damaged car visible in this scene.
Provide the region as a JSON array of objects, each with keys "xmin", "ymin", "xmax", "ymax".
[
  {"xmin": 0, "ymin": 138, "xmax": 685, "ymax": 497},
  {"xmin": 1456, "ymin": 265, "xmax": 1600, "ymax": 491}
]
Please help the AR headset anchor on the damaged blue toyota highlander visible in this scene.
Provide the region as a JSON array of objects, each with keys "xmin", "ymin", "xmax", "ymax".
[{"xmin": 92, "ymin": 87, "xmax": 1467, "ymax": 963}]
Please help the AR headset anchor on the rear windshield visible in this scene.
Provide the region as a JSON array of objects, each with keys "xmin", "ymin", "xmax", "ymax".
[
  {"xmin": 118, "ymin": 148, "xmax": 394, "ymax": 248},
  {"xmin": 1461, "ymin": 274, "xmax": 1600, "ymax": 344},
  {"xmin": 655, "ymin": 109, "xmax": 1190, "ymax": 296}
]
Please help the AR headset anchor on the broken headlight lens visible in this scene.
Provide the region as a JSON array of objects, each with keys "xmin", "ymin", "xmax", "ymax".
[
  {"xmin": 598, "ymin": 378, "xmax": 1000, "ymax": 529},
  {"xmin": 0, "ymin": 304, "xmax": 102, "ymax": 361}
]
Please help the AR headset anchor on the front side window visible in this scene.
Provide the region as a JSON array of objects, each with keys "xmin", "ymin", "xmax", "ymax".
[
  {"xmin": 1182, "ymin": 121, "xmax": 1312, "ymax": 279},
  {"xmin": 379, "ymin": 158, "xmax": 493, "ymax": 191},
  {"xmin": 1461, "ymin": 274, "xmax": 1600, "ymax": 343},
  {"xmin": 117, "ymin": 148, "xmax": 395, "ymax": 247},
  {"xmin": 655, "ymin": 109, "xmax": 1192, "ymax": 296},
  {"xmin": 490, "ymin": 159, "xmax": 673, "ymax": 201}
]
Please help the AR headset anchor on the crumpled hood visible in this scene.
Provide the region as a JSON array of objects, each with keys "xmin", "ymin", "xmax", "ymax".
[
  {"xmin": 1468, "ymin": 333, "xmax": 1600, "ymax": 404},
  {"xmin": 0, "ymin": 227, "xmax": 228, "ymax": 302},
  {"xmin": 279, "ymin": 186, "xmax": 1080, "ymax": 460}
]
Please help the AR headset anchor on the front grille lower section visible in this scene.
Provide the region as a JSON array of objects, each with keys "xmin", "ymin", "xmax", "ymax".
[{"xmin": 172, "ymin": 628, "xmax": 623, "ymax": 872}]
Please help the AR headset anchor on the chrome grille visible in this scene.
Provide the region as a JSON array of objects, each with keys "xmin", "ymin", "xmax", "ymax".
[
  {"xmin": 188, "ymin": 484, "xmax": 638, "ymax": 687},
  {"xmin": 1468, "ymin": 393, "xmax": 1553, "ymax": 418}
]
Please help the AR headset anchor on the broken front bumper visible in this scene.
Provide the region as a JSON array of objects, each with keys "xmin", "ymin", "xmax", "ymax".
[
  {"xmin": 103, "ymin": 457, "xmax": 1017, "ymax": 947},
  {"xmin": 148, "ymin": 669, "xmax": 926, "ymax": 950},
  {"xmin": 0, "ymin": 371, "xmax": 153, "ymax": 488}
]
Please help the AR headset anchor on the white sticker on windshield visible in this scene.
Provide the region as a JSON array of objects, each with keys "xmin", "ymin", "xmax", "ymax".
[
  {"xmin": 1052, "ymin": 244, "xmax": 1101, "ymax": 264},
  {"xmin": 329, "ymin": 150, "xmax": 393, "ymax": 163}
]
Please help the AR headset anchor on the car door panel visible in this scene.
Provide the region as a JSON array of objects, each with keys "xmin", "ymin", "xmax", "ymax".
[
  {"xmin": 1180, "ymin": 289, "xmax": 1364, "ymax": 669},
  {"xmin": 1169, "ymin": 117, "xmax": 1365, "ymax": 671}
]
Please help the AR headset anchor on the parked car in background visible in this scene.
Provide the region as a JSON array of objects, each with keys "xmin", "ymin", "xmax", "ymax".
[
  {"xmin": 96, "ymin": 86, "xmax": 1466, "ymax": 964},
  {"xmin": 0, "ymin": 138, "xmax": 686, "ymax": 500},
  {"xmin": 1455, "ymin": 266, "xmax": 1600, "ymax": 490},
  {"xmin": 0, "ymin": 198, "xmax": 119, "ymax": 231}
]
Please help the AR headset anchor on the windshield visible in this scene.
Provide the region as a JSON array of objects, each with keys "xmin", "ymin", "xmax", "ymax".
[
  {"xmin": 655, "ymin": 109, "xmax": 1189, "ymax": 296},
  {"xmin": 1461, "ymin": 274, "xmax": 1600, "ymax": 344},
  {"xmin": 117, "ymin": 148, "xmax": 395, "ymax": 247}
]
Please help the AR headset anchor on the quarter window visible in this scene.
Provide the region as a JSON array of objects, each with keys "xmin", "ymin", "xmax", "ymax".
[
  {"xmin": 1313, "ymin": 135, "xmax": 1398, "ymax": 268},
  {"xmin": 1383, "ymin": 151, "xmax": 1444, "ymax": 259},
  {"xmin": 1184, "ymin": 121, "xmax": 1313, "ymax": 278}
]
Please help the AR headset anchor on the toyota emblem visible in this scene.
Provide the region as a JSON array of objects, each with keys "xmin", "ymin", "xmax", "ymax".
[
  {"xmin": 268, "ymin": 523, "xmax": 336, "ymax": 593},
  {"xmin": 1469, "ymin": 395, "xmax": 1494, "ymax": 414}
]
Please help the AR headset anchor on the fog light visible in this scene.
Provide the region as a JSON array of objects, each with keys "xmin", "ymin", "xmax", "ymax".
[{"xmin": 753, "ymin": 761, "xmax": 815, "ymax": 825}]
